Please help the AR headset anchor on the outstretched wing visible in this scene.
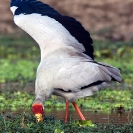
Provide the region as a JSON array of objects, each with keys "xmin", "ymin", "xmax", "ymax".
[{"xmin": 11, "ymin": 0, "xmax": 94, "ymax": 59}]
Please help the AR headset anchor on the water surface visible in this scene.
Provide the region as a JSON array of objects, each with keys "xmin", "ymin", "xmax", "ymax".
[{"xmin": 45, "ymin": 109, "xmax": 133, "ymax": 124}]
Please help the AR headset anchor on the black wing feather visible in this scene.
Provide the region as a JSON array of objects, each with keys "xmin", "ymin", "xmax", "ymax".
[{"xmin": 12, "ymin": 0, "xmax": 94, "ymax": 59}]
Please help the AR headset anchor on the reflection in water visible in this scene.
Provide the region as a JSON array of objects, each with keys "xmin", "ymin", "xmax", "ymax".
[{"xmin": 45, "ymin": 109, "xmax": 133, "ymax": 124}]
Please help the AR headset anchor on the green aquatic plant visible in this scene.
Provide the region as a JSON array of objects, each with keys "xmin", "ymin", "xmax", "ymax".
[
  {"xmin": 0, "ymin": 113, "xmax": 133, "ymax": 133},
  {"xmin": 72, "ymin": 120, "xmax": 95, "ymax": 127},
  {"xmin": 0, "ymin": 34, "xmax": 133, "ymax": 132},
  {"xmin": 0, "ymin": 89, "xmax": 133, "ymax": 112},
  {"xmin": 1, "ymin": 34, "xmax": 133, "ymax": 84},
  {"xmin": 0, "ymin": 59, "xmax": 38, "ymax": 83}
]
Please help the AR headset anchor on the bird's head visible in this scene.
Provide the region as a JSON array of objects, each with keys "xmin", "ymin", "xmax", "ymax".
[{"xmin": 32, "ymin": 103, "xmax": 44, "ymax": 122}]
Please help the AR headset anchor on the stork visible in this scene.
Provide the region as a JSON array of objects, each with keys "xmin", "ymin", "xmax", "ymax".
[{"xmin": 10, "ymin": 0, "xmax": 122, "ymax": 122}]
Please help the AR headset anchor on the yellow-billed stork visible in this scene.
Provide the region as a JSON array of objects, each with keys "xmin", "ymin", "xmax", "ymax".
[{"xmin": 10, "ymin": 0, "xmax": 122, "ymax": 122}]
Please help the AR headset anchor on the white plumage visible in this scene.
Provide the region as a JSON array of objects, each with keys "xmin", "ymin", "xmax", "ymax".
[{"xmin": 10, "ymin": 0, "xmax": 122, "ymax": 122}]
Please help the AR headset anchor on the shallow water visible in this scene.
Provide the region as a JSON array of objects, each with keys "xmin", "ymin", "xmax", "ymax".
[
  {"xmin": 1, "ymin": 82, "xmax": 133, "ymax": 124},
  {"xmin": 1, "ymin": 108, "xmax": 133, "ymax": 124},
  {"xmin": 45, "ymin": 109, "xmax": 133, "ymax": 124}
]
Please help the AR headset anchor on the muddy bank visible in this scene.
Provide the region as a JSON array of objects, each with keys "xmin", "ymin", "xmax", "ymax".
[{"xmin": 0, "ymin": 0, "xmax": 133, "ymax": 41}]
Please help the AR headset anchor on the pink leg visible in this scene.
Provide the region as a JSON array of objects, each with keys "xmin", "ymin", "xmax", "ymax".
[
  {"xmin": 65, "ymin": 101, "xmax": 69, "ymax": 123},
  {"xmin": 72, "ymin": 102, "xmax": 86, "ymax": 120}
]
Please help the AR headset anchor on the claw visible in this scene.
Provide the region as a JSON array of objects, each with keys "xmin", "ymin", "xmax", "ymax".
[{"xmin": 35, "ymin": 113, "xmax": 43, "ymax": 122}]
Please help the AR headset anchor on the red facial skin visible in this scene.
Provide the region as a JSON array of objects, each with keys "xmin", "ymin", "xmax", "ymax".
[{"xmin": 32, "ymin": 104, "xmax": 44, "ymax": 116}]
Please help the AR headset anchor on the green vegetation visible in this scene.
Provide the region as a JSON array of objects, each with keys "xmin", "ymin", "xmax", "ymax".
[
  {"xmin": 1, "ymin": 34, "xmax": 133, "ymax": 83},
  {"xmin": 0, "ymin": 34, "xmax": 39, "ymax": 60},
  {"xmin": 0, "ymin": 34, "xmax": 39, "ymax": 83},
  {"xmin": 0, "ymin": 59, "xmax": 38, "ymax": 83},
  {"xmin": 0, "ymin": 89, "xmax": 133, "ymax": 112},
  {"xmin": 0, "ymin": 33, "xmax": 133, "ymax": 132},
  {"xmin": 0, "ymin": 113, "xmax": 133, "ymax": 133},
  {"xmin": 94, "ymin": 40, "xmax": 133, "ymax": 83}
]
